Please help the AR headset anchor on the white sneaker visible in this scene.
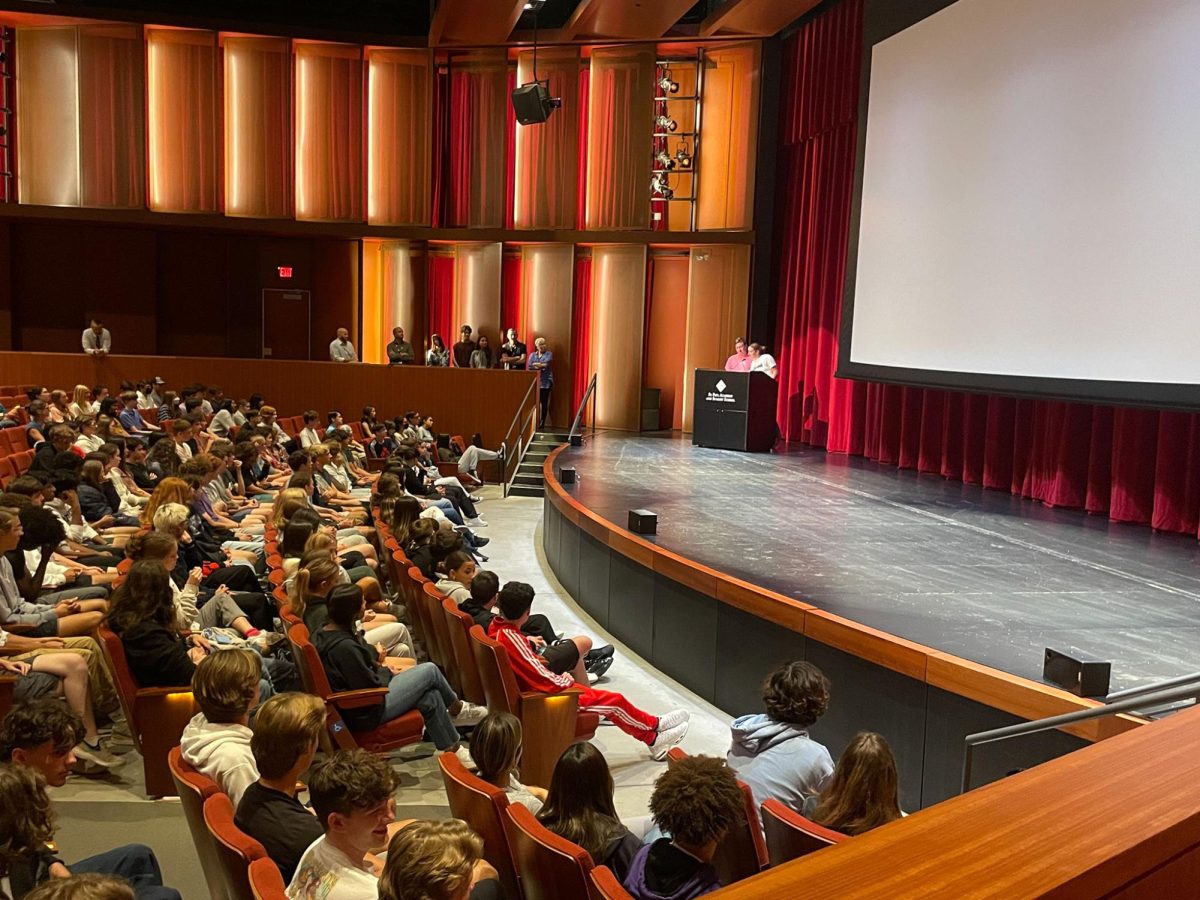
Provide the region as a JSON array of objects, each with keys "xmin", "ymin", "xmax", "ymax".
[
  {"xmin": 465, "ymin": 517, "xmax": 488, "ymax": 528},
  {"xmin": 73, "ymin": 741, "xmax": 126, "ymax": 770},
  {"xmin": 454, "ymin": 744, "xmax": 478, "ymax": 771},
  {"xmin": 451, "ymin": 701, "xmax": 488, "ymax": 727},
  {"xmin": 656, "ymin": 709, "xmax": 690, "ymax": 732},
  {"xmin": 649, "ymin": 722, "xmax": 689, "ymax": 760}
]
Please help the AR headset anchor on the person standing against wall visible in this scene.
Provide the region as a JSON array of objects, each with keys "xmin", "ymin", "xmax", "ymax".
[
  {"xmin": 528, "ymin": 338, "xmax": 554, "ymax": 428},
  {"xmin": 81, "ymin": 320, "xmax": 111, "ymax": 357},
  {"xmin": 329, "ymin": 329, "xmax": 357, "ymax": 363}
]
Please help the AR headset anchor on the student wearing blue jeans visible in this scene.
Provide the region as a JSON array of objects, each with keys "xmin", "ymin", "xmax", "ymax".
[{"xmin": 310, "ymin": 584, "xmax": 486, "ymax": 766}]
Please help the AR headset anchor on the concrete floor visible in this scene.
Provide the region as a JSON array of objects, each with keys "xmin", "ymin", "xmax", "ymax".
[{"xmin": 50, "ymin": 486, "xmax": 735, "ymax": 899}]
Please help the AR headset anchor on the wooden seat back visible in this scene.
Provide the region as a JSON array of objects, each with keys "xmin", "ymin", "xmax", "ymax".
[
  {"xmin": 760, "ymin": 798, "xmax": 849, "ymax": 866},
  {"xmin": 438, "ymin": 750, "xmax": 522, "ymax": 900}
]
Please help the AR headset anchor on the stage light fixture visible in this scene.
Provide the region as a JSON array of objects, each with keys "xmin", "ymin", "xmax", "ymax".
[
  {"xmin": 655, "ymin": 115, "xmax": 678, "ymax": 133},
  {"xmin": 658, "ymin": 73, "xmax": 679, "ymax": 94},
  {"xmin": 650, "ymin": 174, "xmax": 674, "ymax": 201},
  {"xmin": 512, "ymin": 0, "xmax": 559, "ymax": 125},
  {"xmin": 675, "ymin": 145, "xmax": 693, "ymax": 169},
  {"xmin": 654, "ymin": 150, "xmax": 675, "ymax": 171}
]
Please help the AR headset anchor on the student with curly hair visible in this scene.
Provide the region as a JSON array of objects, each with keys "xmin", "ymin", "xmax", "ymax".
[
  {"xmin": 726, "ymin": 660, "xmax": 834, "ymax": 813},
  {"xmin": 805, "ymin": 731, "xmax": 903, "ymax": 836},
  {"xmin": 624, "ymin": 755, "xmax": 745, "ymax": 899}
]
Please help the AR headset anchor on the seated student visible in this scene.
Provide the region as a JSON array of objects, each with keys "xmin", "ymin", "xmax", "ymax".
[
  {"xmin": 26, "ymin": 400, "xmax": 51, "ymax": 449},
  {"xmin": 236, "ymin": 693, "xmax": 327, "ymax": 884},
  {"xmin": 488, "ymin": 583, "xmax": 688, "ymax": 760},
  {"xmin": 0, "ymin": 643, "xmax": 123, "ymax": 770},
  {"xmin": 77, "ymin": 460, "xmax": 139, "ymax": 528},
  {"xmin": 624, "ymin": 756, "xmax": 745, "ymax": 900},
  {"xmin": 469, "ymin": 712, "xmax": 546, "ymax": 814},
  {"xmin": 24, "ymin": 872, "xmax": 136, "ymax": 900},
  {"xmin": 149, "ymin": 501, "xmax": 267, "ymax": 606},
  {"xmin": 539, "ymin": 742, "xmax": 644, "ymax": 882},
  {"xmin": 287, "ymin": 749, "xmax": 398, "ymax": 899},
  {"xmin": 180, "ymin": 648, "xmax": 264, "ymax": 806},
  {"xmin": 0, "ymin": 508, "xmax": 108, "ymax": 638},
  {"xmin": 0, "ymin": 705, "xmax": 174, "ymax": 899},
  {"xmin": 366, "ymin": 424, "xmax": 396, "ymax": 460},
  {"xmin": 289, "ymin": 557, "xmax": 411, "ymax": 657},
  {"xmin": 105, "ymin": 560, "xmax": 210, "ymax": 688},
  {"xmin": 396, "ymin": 450, "xmax": 485, "ymax": 528},
  {"xmin": 379, "ymin": 820, "xmax": 501, "ymax": 900},
  {"xmin": 726, "ymin": 660, "xmax": 834, "ymax": 814},
  {"xmin": 297, "ymin": 411, "xmax": 323, "ymax": 449},
  {"xmin": 804, "ymin": 731, "xmax": 903, "ymax": 836},
  {"xmin": 12, "ymin": 504, "xmax": 116, "ymax": 599},
  {"xmin": 312, "ymin": 584, "xmax": 484, "ymax": 765}
]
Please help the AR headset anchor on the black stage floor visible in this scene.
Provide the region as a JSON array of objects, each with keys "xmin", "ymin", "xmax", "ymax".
[{"xmin": 556, "ymin": 433, "xmax": 1200, "ymax": 692}]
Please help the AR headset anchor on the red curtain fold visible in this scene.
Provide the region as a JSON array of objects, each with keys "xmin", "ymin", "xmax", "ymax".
[
  {"xmin": 505, "ymin": 66, "xmax": 516, "ymax": 230},
  {"xmin": 431, "ymin": 65, "xmax": 449, "ymax": 227},
  {"xmin": 774, "ymin": 0, "xmax": 1200, "ymax": 540},
  {"xmin": 501, "ymin": 251, "xmax": 522, "ymax": 337},
  {"xmin": 571, "ymin": 253, "xmax": 593, "ymax": 414},
  {"xmin": 427, "ymin": 253, "xmax": 455, "ymax": 356},
  {"xmin": 576, "ymin": 68, "xmax": 589, "ymax": 230},
  {"xmin": 447, "ymin": 71, "xmax": 473, "ymax": 227}
]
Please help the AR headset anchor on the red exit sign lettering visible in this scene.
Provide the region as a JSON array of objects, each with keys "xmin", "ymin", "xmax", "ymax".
[{"xmin": 277, "ymin": 266, "xmax": 293, "ymax": 279}]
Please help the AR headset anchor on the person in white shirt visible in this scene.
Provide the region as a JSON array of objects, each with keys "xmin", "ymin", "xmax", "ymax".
[
  {"xmin": 298, "ymin": 411, "xmax": 323, "ymax": 449},
  {"xmin": 329, "ymin": 328, "xmax": 358, "ymax": 363},
  {"xmin": 81, "ymin": 320, "xmax": 111, "ymax": 356},
  {"xmin": 287, "ymin": 749, "xmax": 399, "ymax": 900},
  {"xmin": 179, "ymin": 649, "xmax": 264, "ymax": 807},
  {"xmin": 73, "ymin": 416, "xmax": 105, "ymax": 455},
  {"xmin": 748, "ymin": 342, "xmax": 779, "ymax": 379}
]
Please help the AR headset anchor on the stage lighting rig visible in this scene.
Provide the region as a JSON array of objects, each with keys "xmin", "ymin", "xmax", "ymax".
[
  {"xmin": 657, "ymin": 72, "xmax": 679, "ymax": 94},
  {"xmin": 654, "ymin": 150, "xmax": 676, "ymax": 171},
  {"xmin": 675, "ymin": 144, "xmax": 693, "ymax": 169},
  {"xmin": 655, "ymin": 115, "xmax": 678, "ymax": 133},
  {"xmin": 650, "ymin": 174, "xmax": 674, "ymax": 201}
]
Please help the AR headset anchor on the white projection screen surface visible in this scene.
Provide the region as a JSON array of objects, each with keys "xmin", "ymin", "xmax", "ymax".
[{"xmin": 841, "ymin": 0, "xmax": 1200, "ymax": 407}]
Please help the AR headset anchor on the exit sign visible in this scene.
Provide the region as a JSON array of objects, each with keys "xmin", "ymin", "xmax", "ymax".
[{"xmin": 277, "ymin": 266, "xmax": 293, "ymax": 278}]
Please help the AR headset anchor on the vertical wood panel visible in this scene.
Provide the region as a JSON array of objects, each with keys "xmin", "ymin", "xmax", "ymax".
[
  {"xmin": 521, "ymin": 244, "xmax": 574, "ymax": 424},
  {"xmin": 453, "ymin": 242, "xmax": 502, "ymax": 348},
  {"xmin": 589, "ymin": 245, "xmax": 646, "ymax": 430},
  {"xmin": 644, "ymin": 254, "xmax": 690, "ymax": 429},
  {"xmin": 682, "ymin": 245, "xmax": 750, "ymax": 431}
]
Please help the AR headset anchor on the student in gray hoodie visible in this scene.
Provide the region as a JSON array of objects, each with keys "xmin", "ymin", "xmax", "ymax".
[{"xmin": 726, "ymin": 661, "xmax": 834, "ymax": 814}]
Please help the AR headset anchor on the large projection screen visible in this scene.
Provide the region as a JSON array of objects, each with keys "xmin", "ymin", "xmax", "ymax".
[{"xmin": 839, "ymin": 0, "xmax": 1200, "ymax": 408}]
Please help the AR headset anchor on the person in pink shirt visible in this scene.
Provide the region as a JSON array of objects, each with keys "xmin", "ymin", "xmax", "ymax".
[{"xmin": 724, "ymin": 338, "xmax": 752, "ymax": 372}]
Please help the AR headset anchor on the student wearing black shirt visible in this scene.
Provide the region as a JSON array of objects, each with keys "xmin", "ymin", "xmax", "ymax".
[
  {"xmin": 236, "ymin": 692, "xmax": 326, "ymax": 883},
  {"xmin": 451, "ymin": 325, "xmax": 476, "ymax": 368},
  {"xmin": 499, "ymin": 328, "xmax": 528, "ymax": 370}
]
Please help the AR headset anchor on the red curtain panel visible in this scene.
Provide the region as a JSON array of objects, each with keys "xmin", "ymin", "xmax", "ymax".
[
  {"xmin": 501, "ymin": 250, "xmax": 522, "ymax": 338},
  {"xmin": 774, "ymin": 0, "xmax": 1200, "ymax": 538},
  {"xmin": 576, "ymin": 67, "xmax": 590, "ymax": 230},
  {"xmin": 505, "ymin": 66, "xmax": 516, "ymax": 230},
  {"xmin": 571, "ymin": 252, "xmax": 593, "ymax": 414},
  {"xmin": 431, "ymin": 64, "xmax": 449, "ymax": 227},
  {"xmin": 427, "ymin": 251, "xmax": 455, "ymax": 358}
]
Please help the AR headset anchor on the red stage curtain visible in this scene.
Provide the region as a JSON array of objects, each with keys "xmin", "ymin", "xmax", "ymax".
[
  {"xmin": 571, "ymin": 252, "xmax": 593, "ymax": 415},
  {"xmin": 431, "ymin": 64, "xmax": 448, "ymax": 227},
  {"xmin": 576, "ymin": 68, "xmax": 590, "ymax": 230},
  {"xmin": 774, "ymin": 0, "xmax": 1200, "ymax": 539},
  {"xmin": 446, "ymin": 52, "xmax": 507, "ymax": 228},
  {"xmin": 427, "ymin": 252, "xmax": 455, "ymax": 357},
  {"xmin": 501, "ymin": 251, "xmax": 522, "ymax": 337},
  {"xmin": 505, "ymin": 66, "xmax": 516, "ymax": 230}
]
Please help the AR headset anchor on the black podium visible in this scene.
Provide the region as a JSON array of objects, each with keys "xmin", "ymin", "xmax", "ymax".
[{"xmin": 691, "ymin": 368, "xmax": 778, "ymax": 452}]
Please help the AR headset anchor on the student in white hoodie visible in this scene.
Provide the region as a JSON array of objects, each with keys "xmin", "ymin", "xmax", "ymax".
[{"xmin": 180, "ymin": 649, "xmax": 263, "ymax": 806}]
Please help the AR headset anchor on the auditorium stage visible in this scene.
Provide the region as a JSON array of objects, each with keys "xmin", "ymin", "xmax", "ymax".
[{"xmin": 550, "ymin": 432, "xmax": 1200, "ymax": 694}]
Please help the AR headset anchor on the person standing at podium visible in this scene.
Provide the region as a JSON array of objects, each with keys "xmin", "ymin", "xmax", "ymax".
[
  {"xmin": 724, "ymin": 337, "xmax": 751, "ymax": 372},
  {"xmin": 748, "ymin": 343, "xmax": 778, "ymax": 379}
]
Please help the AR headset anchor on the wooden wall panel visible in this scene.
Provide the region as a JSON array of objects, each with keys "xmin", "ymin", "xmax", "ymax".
[
  {"xmin": 453, "ymin": 242, "xmax": 502, "ymax": 348},
  {"xmin": 520, "ymin": 244, "xmax": 574, "ymax": 426},
  {"xmin": 682, "ymin": 244, "xmax": 750, "ymax": 431},
  {"xmin": 0, "ymin": 224, "xmax": 11, "ymax": 351},
  {"xmin": 0, "ymin": 352, "xmax": 536, "ymax": 447},
  {"xmin": 644, "ymin": 253, "xmax": 690, "ymax": 429},
  {"xmin": 310, "ymin": 239, "xmax": 360, "ymax": 360},
  {"xmin": 589, "ymin": 245, "xmax": 647, "ymax": 430}
]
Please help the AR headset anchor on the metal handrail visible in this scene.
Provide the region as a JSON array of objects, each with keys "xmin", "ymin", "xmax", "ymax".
[
  {"xmin": 961, "ymin": 677, "xmax": 1200, "ymax": 793},
  {"xmin": 499, "ymin": 376, "xmax": 540, "ymax": 497},
  {"xmin": 502, "ymin": 402, "xmax": 539, "ymax": 498},
  {"xmin": 568, "ymin": 373, "xmax": 598, "ymax": 443},
  {"xmin": 1104, "ymin": 671, "xmax": 1200, "ymax": 702}
]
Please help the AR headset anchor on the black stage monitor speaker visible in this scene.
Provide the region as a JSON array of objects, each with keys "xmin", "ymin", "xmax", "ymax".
[
  {"xmin": 512, "ymin": 82, "xmax": 557, "ymax": 125},
  {"xmin": 628, "ymin": 509, "xmax": 657, "ymax": 535},
  {"xmin": 557, "ymin": 467, "xmax": 576, "ymax": 484},
  {"xmin": 1043, "ymin": 647, "xmax": 1111, "ymax": 698}
]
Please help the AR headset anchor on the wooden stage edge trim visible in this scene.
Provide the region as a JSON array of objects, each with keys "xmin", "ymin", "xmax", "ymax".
[{"xmin": 542, "ymin": 445, "xmax": 1145, "ymax": 743}]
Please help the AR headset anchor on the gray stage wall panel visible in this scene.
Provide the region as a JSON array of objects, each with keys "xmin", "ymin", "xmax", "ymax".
[{"xmin": 545, "ymin": 505, "xmax": 1094, "ymax": 810}]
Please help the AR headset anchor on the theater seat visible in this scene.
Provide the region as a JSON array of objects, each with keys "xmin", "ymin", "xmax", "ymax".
[
  {"xmin": 589, "ymin": 865, "xmax": 634, "ymax": 899},
  {"xmin": 760, "ymin": 798, "xmax": 848, "ymax": 866},
  {"xmin": 0, "ymin": 458, "xmax": 16, "ymax": 489},
  {"xmin": 247, "ymin": 857, "xmax": 288, "ymax": 900},
  {"xmin": 503, "ymin": 803, "xmax": 595, "ymax": 900},
  {"xmin": 437, "ymin": 750, "xmax": 522, "ymax": 900},
  {"xmin": 405, "ymin": 566, "xmax": 445, "ymax": 668},
  {"xmin": 203, "ymin": 793, "xmax": 267, "ymax": 900},
  {"xmin": 665, "ymin": 748, "xmax": 768, "ymax": 884},
  {"xmin": 167, "ymin": 748, "xmax": 226, "ymax": 900},
  {"xmin": 441, "ymin": 596, "xmax": 486, "ymax": 706},
  {"xmin": 1, "ymin": 427, "xmax": 25, "ymax": 456},
  {"xmin": 286, "ymin": 622, "xmax": 425, "ymax": 754},
  {"xmin": 97, "ymin": 625, "xmax": 197, "ymax": 798},
  {"xmin": 13, "ymin": 450, "xmax": 33, "ymax": 474},
  {"xmin": 421, "ymin": 582, "xmax": 457, "ymax": 686},
  {"xmin": 468, "ymin": 624, "xmax": 599, "ymax": 788}
]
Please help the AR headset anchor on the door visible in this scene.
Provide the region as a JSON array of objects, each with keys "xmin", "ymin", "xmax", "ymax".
[{"xmin": 262, "ymin": 289, "xmax": 311, "ymax": 360}]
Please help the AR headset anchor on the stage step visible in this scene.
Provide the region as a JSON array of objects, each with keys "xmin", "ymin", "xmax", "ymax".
[
  {"xmin": 509, "ymin": 483, "xmax": 545, "ymax": 498},
  {"xmin": 508, "ymin": 431, "xmax": 570, "ymax": 498}
]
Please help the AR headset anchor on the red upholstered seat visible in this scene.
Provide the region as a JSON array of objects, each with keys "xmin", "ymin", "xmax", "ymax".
[
  {"xmin": 247, "ymin": 857, "xmax": 288, "ymax": 900},
  {"xmin": 203, "ymin": 793, "xmax": 267, "ymax": 900},
  {"xmin": 286, "ymin": 622, "xmax": 425, "ymax": 753},
  {"xmin": 760, "ymin": 798, "xmax": 848, "ymax": 866},
  {"xmin": 97, "ymin": 625, "xmax": 197, "ymax": 798},
  {"xmin": 167, "ymin": 748, "xmax": 226, "ymax": 900},
  {"xmin": 503, "ymin": 803, "xmax": 596, "ymax": 900},
  {"xmin": 441, "ymin": 596, "xmax": 486, "ymax": 706},
  {"xmin": 421, "ymin": 582, "xmax": 457, "ymax": 686},
  {"xmin": 468, "ymin": 624, "xmax": 598, "ymax": 788},
  {"xmin": 589, "ymin": 865, "xmax": 635, "ymax": 899},
  {"xmin": 438, "ymin": 750, "xmax": 522, "ymax": 900}
]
